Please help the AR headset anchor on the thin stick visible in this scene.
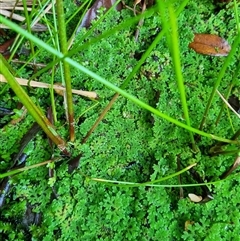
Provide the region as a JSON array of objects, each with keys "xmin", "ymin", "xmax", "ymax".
[
  {"xmin": 0, "ymin": 74, "xmax": 98, "ymax": 99},
  {"xmin": 221, "ymin": 156, "xmax": 240, "ymax": 179},
  {"xmin": 216, "ymin": 90, "xmax": 240, "ymax": 118}
]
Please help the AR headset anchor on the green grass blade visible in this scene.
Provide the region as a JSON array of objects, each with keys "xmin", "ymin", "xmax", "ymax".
[
  {"xmin": 90, "ymin": 163, "xmax": 196, "ymax": 187},
  {"xmin": 89, "ymin": 173, "xmax": 238, "ymax": 188},
  {"xmin": 56, "ymin": 0, "xmax": 75, "ymax": 141},
  {"xmin": 0, "ymin": 158, "xmax": 60, "ymax": 179},
  {"xmin": 158, "ymin": 2, "xmax": 196, "ymax": 149},
  {"xmin": 233, "ymin": 0, "xmax": 240, "ymax": 33}
]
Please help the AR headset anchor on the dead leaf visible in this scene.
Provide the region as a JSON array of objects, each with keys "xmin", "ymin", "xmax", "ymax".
[
  {"xmin": 0, "ymin": 37, "xmax": 15, "ymax": 54},
  {"xmin": 0, "ymin": 37, "xmax": 18, "ymax": 59},
  {"xmin": 188, "ymin": 193, "xmax": 202, "ymax": 203},
  {"xmin": 77, "ymin": 0, "xmax": 122, "ymax": 30},
  {"xmin": 68, "ymin": 154, "xmax": 82, "ymax": 173},
  {"xmin": 189, "ymin": 34, "xmax": 231, "ymax": 56},
  {"xmin": 228, "ymin": 95, "xmax": 240, "ymax": 113}
]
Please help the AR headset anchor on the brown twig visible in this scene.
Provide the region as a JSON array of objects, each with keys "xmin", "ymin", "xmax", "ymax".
[
  {"xmin": 221, "ymin": 156, "xmax": 240, "ymax": 179},
  {"xmin": 82, "ymin": 93, "xmax": 119, "ymax": 143}
]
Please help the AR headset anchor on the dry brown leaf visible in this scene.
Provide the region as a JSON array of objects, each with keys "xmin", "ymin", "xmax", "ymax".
[
  {"xmin": 228, "ymin": 95, "xmax": 240, "ymax": 113},
  {"xmin": 0, "ymin": 37, "xmax": 15, "ymax": 53},
  {"xmin": 189, "ymin": 34, "xmax": 231, "ymax": 56},
  {"xmin": 188, "ymin": 193, "xmax": 202, "ymax": 203},
  {"xmin": 77, "ymin": 0, "xmax": 122, "ymax": 30}
]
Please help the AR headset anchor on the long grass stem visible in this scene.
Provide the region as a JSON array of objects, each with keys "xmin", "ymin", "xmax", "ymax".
[{"xmin": 56, "ymin": 0, "xmax": 75, "ymax": 141}]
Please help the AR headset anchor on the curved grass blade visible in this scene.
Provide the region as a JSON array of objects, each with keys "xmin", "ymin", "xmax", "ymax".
[
  {"xmin": 158, "ymin": 1, "xmax": 196, "ymax": 149},
  {"xmin": 56, "ymin": 0, "xmax": 74, "ymax": 141}
]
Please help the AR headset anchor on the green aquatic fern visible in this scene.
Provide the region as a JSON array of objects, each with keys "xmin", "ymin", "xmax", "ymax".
[{"xmin": 0, "ymin": 0, "xmax": 239, "ymax": 240}]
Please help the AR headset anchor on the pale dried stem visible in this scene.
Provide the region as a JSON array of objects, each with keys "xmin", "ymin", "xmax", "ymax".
[
  {"xmin": 0, "ymin": 0, "xmax": 54, "ymax": 31},
  {"xmin": 217, "ymin": 90, "xmax": 240, "ymax": 118},
  {"xmin": 0, "ymin": 74, "xmax": 98, "ymax": 99}
]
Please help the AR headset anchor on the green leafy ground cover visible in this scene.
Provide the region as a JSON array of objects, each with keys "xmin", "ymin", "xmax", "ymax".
[{"xmin": 0, "ymin": 0, "xmax": 240, "ymax": 240}]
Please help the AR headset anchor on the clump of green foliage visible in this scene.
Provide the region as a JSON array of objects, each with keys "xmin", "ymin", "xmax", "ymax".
[{"xmin": 0, "ymin": 0, "xmax": 239, "ymax": 240}]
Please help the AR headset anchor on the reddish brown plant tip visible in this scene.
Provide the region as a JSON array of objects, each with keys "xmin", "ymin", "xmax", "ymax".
[
  {"xmin": 0, "ymin": 38, "xmax": 15, "ymax": 54},
  {"xmin": 189, "ymin": 34, "xmax": 231, "ymax": 56}
]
